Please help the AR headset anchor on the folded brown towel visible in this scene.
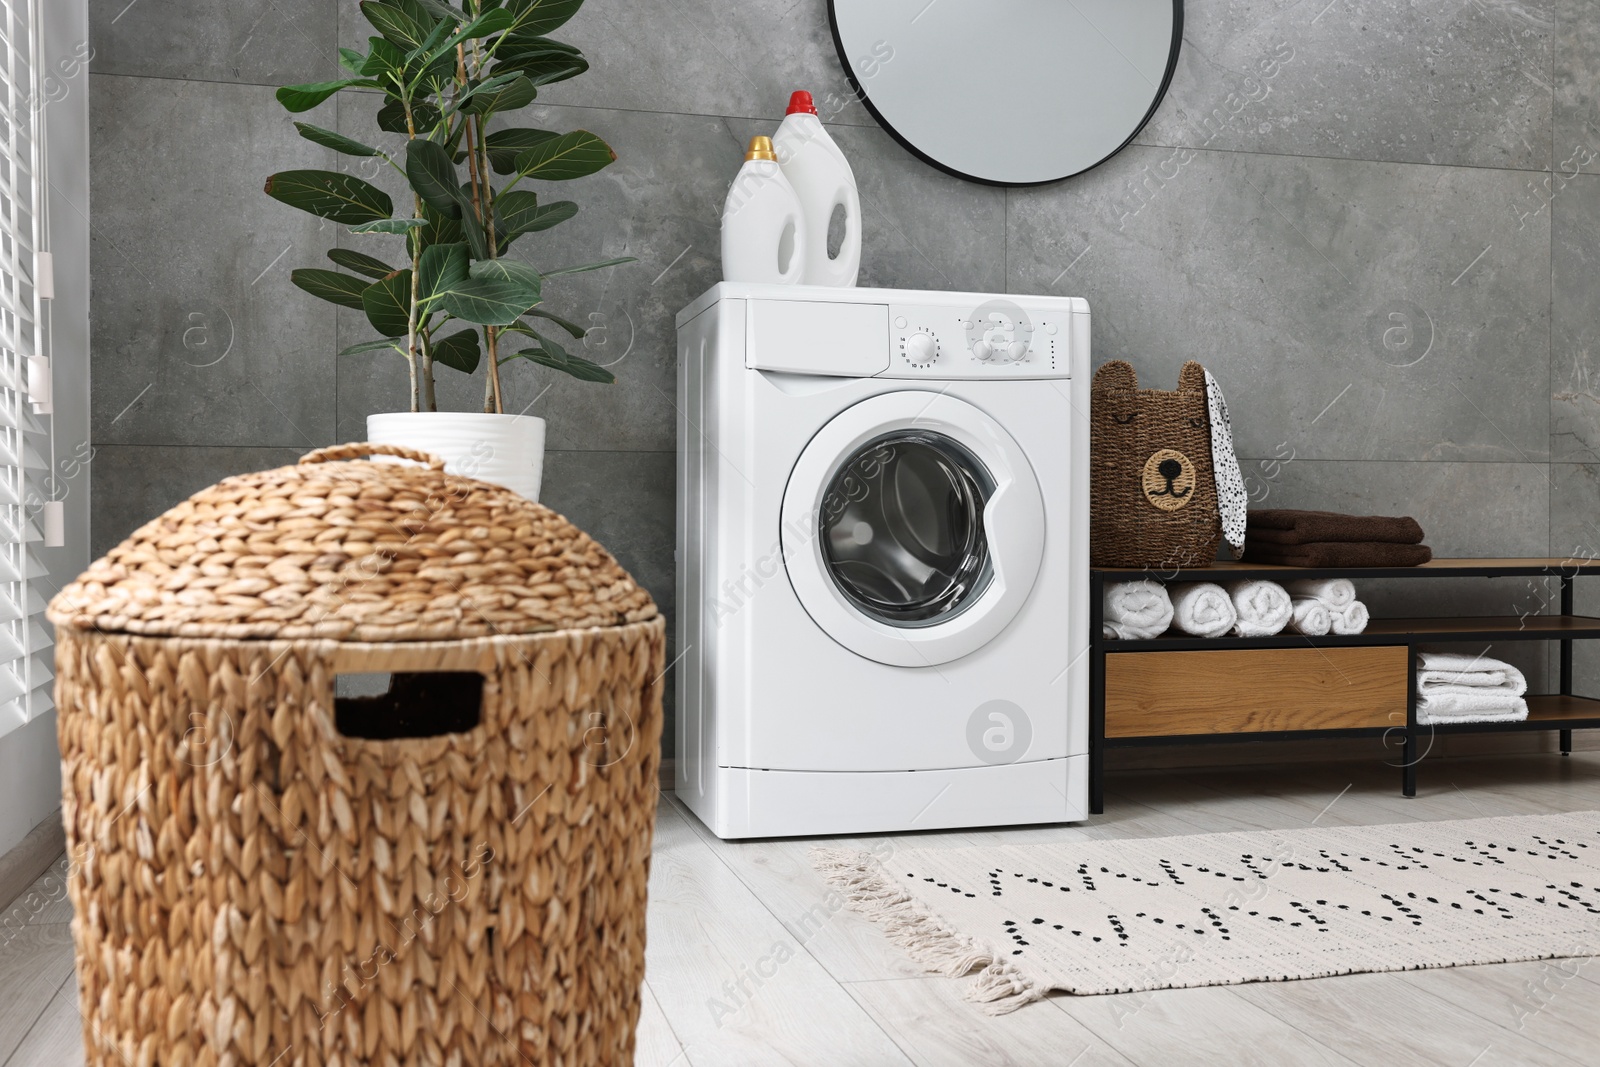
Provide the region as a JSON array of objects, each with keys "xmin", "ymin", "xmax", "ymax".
[
  {"xmin": 1246, "ymin": 508, "xmax": 1425, "ymax": 546},
  {"xmin": 1241, "ymin": 541, "xmax": 1434, "ymax": 568}
]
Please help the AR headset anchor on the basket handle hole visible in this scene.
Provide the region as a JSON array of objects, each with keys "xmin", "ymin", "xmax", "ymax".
[{"xmin": 334, "ymin": 671, "xmax": 483, "ymax": 739}]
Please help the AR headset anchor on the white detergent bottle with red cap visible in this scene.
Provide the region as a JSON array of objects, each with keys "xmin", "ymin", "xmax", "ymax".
[
  {"xmin": 721, "ymin": 136, "xmax": 806, "ymax": 285},
  {"xmin": 772, "ymin": 90, "xmax": 861, "ymax": 287}
]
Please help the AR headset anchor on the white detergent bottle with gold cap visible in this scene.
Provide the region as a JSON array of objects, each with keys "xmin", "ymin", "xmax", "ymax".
[
  {"xmin": 721, "ymin": 136, "xmax": 806, "ymax": 285},
  {"xmin": 772, "ymin": 90, "xmax": 861, "ymax": 287}
]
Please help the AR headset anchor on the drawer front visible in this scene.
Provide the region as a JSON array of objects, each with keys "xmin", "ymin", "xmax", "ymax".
[{"xmin": 1104, "ymin": 646, "xmax": 1408, "ymax": 738}]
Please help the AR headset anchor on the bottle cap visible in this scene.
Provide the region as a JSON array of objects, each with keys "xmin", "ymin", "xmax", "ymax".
[
  {"xmin": 786, "ymin": 90, "xmax": 818, "ymax": 116},
  {"xmin": 745, "ymin": 135, "xmax": 778, "ymax": 162}
]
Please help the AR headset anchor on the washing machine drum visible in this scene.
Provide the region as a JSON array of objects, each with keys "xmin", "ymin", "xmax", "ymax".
[{"xmin": 782, "ymin": 392, "xmax": 1046, "ymax": 667}]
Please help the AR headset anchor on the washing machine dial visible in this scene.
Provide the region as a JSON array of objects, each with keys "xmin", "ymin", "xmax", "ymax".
[
  {"xmin": 904, "ymin": 332, "xmax": 938, "ymax": 364},
  {"xmin": 971, "ymin": 339, "xmax": 995, "ymax": 362},
  {"xmin": 1005, "ymin": 340, "xmax": 1030, "ymax": 362}
]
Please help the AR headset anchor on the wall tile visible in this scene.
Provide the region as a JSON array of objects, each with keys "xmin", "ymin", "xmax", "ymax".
[
  {"xmin": 90, "ymin": 75, "xmax": 340, "ymax": 448},
  {"xmin": 337, "ymin": 0, "xmax": 871, "ymax": 126},
  {"xmin": 91, "ymin": 0, "xmax": 338, "ymax": 85},
  {"xmin": 1554, "ymin": 0, "xmax": 1600, "ymax": 174},
  {"xmin": 1007, "ymin": 144, "xmax": 1550, "ymax": 463},
  {"xmin": 1552, "ymin": 173, "xmax": 1600, "ymax": 461},
  {"xmin": 539, "ymin": 449, "xmax": 677, "ymax": 757},
  {"xmin": 1138, "ymin": 0, "xmax": 1551, "ymax": 171},
  {"xmin": 89, "ymin": 445, "xmax": 303, "ymax": 560}
]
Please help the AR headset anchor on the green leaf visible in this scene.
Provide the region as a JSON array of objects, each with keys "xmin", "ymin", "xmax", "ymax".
[
  {"xmin": 341, "ymin": 338, "xmax": 406, "ymax": 357},
  {"xmin": 362, "ymin": 270, "xmax": 414, "ymax": 337},
  {"xmin": 495, "ymin": 192, "xmax": 576, "ymax": 243},
  {"xmin": 390, "ymin": 0, "xmax": 439, "ymax": 30},
  {"xmin": 493, "ymin": 36, "xmax": 587, "ymax": 86},
  {"xmin": 293, "ymin": 121, "xmax": 382, "ymax": 157},
  {"xmin": 485, "ymin": 127, "xmax": 559, "ymax": 174},
  {"xmin": 264, "ymin": 170, "xmax": 394, "ymax": 224},
  {"xmin": 411, "ymin": 0, "xmax": 464, "ymax": 21},
  {"xmin": 418, "ymin": 242, "xmax": 469, "ymax": 300},
  {"xmin": 377, "ymin": 97, "xmax": 442, "ymax": 134},
  {"xmin": 505, "ymin": 336, "xmax": 614, "ymax": 383},
  {"xmin": 350, "ymin": 217, "xmax": 428, "ymax": 234},
  {"xmin": 431, "ymin": 329, "xmax": 482, "ymax": 373},
  {"xmin": 513, "ymin": 130, "xmax": 615, "ymax": 181},
  {"xmin": 523, "ymin": 307, "xmax": 586, "ymax": 337},
  {"xmin": 463, "ymin": 74, "xmax": 537, "ymax": 116},
  {"xmin": 540, "ymin": 255, "xmax": 634, "ymax": 277},
  {"xmin": 405, "ymin": 139, "xmax": 466, "ymax": 218},
  {"xmin": 361, "ymin": 36, "xmax": 408, "ymax": 78},
  {"xmin": 275, "ymin": 79, "xmax": 379, "ymax": 112},
  {"xmin": 327, "ymin": 248, "xmax": 397, "ymax": 279},
  {"xmin": 408, "ymin": 202, "xmax": 464, "ymax": 256},
  {"xmin": 290, "ymin": 269, "xmax": 369, "ymax": 310},
  {"xmin": 506, "ymin": 0, "xmax": 584, "ymax": 37},
  {"xmin": 436, "ymin": 262, "xmax": 540, "ymax": 325},
  {"xmin": 338, "ymin": 48, "xmax": 368, "ymax": 74},
  {"xmin": 361, "ymin": 1, "xmax": 429, "ymax": 49}
]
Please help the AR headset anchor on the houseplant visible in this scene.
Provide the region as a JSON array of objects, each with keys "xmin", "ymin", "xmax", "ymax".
[{"xmin": 264, "ymin": 0, "xmax": 628, "ymax": 500}]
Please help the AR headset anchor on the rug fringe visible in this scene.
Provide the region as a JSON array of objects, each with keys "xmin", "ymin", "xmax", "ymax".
[{"xmin": 810, "ymin": 847, "xmax": 1047, "ymax": 1015}]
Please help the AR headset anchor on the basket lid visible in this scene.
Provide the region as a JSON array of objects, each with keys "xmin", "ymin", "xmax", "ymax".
[{"xmin": 47, "ymin": 442, "xmax": 659, "ymax": 641}]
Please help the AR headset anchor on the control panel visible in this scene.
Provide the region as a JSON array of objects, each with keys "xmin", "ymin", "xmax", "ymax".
[{"xmin": 887, "ymin": 299, "xmax": 1070, "ymax": 379}]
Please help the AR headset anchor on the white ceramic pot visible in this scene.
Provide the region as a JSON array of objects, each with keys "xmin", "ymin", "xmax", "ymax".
[{"xmin": 366, "ymin": 411, "xmax": 547, "ymax": 502}]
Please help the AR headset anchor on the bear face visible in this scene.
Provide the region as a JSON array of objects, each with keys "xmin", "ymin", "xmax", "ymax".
[{"xmin": 1090, "ymin": 360, "xmax": 1222, "ymax": 568}]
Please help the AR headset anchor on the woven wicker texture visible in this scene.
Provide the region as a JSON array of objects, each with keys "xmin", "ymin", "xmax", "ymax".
[
  {"xmin": 1090, "ymin": 361, "xmax": 1223, "ymax": 568},
  {"xmin": 47, "ymin": 442, "xmax": 657, "ymax": 641},
  {"xmin": 48, "ymin": 444, "xmax": 666, "ymax": 1066}
]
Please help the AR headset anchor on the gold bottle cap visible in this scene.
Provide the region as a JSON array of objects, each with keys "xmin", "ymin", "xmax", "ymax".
[{"xmin": 745, "ymin": 135, "xmax": 778, "ymax": 162}]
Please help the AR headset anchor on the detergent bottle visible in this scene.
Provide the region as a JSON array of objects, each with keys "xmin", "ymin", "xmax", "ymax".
[
  {"xmin": 772, "ymin": 90, "xmax": 861, "ymax": 287},
  {"xmin": 721, "ymin": 136, "xmax": 806, "ymax": 285}
]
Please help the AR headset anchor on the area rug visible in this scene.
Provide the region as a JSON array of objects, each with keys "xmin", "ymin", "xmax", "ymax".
[{"xmin": 812, "ymin": 811, "xmax": 1600, "ymax": 1014}]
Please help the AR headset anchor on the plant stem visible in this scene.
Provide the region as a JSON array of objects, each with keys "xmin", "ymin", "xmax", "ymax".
[
  {"xmin": 402, "ymin": 93, "xmax": 423, "ymax": 413},
  {"xmin": 459, "ymin": 41, "xmax": 505, "ymax": 415}
]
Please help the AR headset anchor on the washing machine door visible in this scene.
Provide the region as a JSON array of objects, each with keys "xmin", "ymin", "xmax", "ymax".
[{"xmin": 781, "ymin": 392, "xmax": 1046, "ymax": 667}]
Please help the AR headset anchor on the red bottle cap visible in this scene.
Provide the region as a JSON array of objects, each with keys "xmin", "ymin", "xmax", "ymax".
[{"xmin": 786, "ymin": 90, "xmax": 818, "ymax": 116}]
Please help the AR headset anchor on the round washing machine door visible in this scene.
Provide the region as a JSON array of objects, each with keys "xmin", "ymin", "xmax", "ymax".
[{"xmin": 781, "ymin": 392, "xmax": 1045, "ymax": 667}]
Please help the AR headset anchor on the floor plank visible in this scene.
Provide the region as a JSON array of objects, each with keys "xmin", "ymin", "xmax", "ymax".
[
  {"xmin": 1233, "ymin": 969, "xmax": 1589, "ymax": 1066},
  {"xmin": 633, "ymin": 981, "xmax": 687, "ymax": 1067},
  {"xmin": 844, "ymin": 977, "xmax": 1138, "ymax": 1067},
  {"xmin": 1058, "ymin": 983, "xmax": 1359, "ymax": 1067},
  {"xmin": 1398, "ymin": 961, "xmax": 1600, "ymax": 1063},
  {"xmin": 642, "ymin": 801, "xmax": 913, "ymax": 1067},
  {"xmin": 17, "ymin": 856, "xmax": 71, "ymax": 927},
  {"xmin": 0, "ymin": 925, "xmax": 74, "ymax": 1065},
  {"xmin": 4, "ymin": 976, "xmax": 80, "ymax": 1067}
]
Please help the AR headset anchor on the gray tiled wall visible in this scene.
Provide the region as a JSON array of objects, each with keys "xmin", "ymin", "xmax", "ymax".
[{"xmin": 90, "ymin": 1, "xmax": 1600, "ymax": 760}]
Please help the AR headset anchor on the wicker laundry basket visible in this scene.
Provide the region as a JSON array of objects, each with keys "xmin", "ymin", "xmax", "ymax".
[{"xmin": 46, "ymin": 442, "xmax": 665, "ymax": 1067}]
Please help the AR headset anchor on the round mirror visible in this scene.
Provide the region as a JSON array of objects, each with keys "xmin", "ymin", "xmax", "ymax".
[{"xmin": 828, "ymin": 0, "xmax": 1183, "ymax": 186}]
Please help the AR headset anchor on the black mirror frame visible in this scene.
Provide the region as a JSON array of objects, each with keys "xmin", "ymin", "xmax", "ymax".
[{"xmin": 826, "ymin": 1, "xmax": 1185, "ymax": 187}]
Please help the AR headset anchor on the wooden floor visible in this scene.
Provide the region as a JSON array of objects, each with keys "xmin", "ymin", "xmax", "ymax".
[{"xmin": 7, "ymin": 754, "xmax": 1600, "ymax": 1065}]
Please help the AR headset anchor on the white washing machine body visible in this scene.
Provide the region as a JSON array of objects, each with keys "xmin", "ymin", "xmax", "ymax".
[{"xmin": 675, "ymin": 283, "xmax": 1089, "ymax": 838}]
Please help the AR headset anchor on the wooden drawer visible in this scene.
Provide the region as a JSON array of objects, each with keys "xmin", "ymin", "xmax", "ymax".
[{"xmin": 1104, "ymin": 646, "xmax": 1408, "ymax": 738}]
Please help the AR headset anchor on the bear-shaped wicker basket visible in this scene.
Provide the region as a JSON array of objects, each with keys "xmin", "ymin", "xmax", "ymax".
[{"xmin": 1091, "ymin": 360, "xmax": 1242, "ymax": 569}]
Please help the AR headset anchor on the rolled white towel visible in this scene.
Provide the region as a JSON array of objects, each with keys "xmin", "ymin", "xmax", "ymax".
[
  {"xmin": 1288, "ymin": 596, "xmax": 1331, "ymax": 636},
  {"xmin": 1331, "ymin": 600, "xmax": 1369, "ymax": 635},
  {"xmin": 1416, "ymin": 651, "xmax": 1526, "ymax": 696},
  {"xmin": 1168, "ymin": 582, "xmax": 1238, "ymax": 638},
  {"xmin": 1416, "ymin": 689, "xmax": 1529, "ymax": 725},
  {"xmin": 1226, "ymin": 580, "xmax": 1292, "ymax": 637},
  {"xmin": 1102, "ymin": 580, "xmax": 1173, "ymax": 640},
  {"xmin": 1285, "ymin": 578, "xmax": 1356, "ymax": 609}
]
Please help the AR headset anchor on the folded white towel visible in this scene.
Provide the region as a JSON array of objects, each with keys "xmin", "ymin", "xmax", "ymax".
[
  {"xmin": 1102, "ymin": 580, "xmax": 1173, "ymax": 640},
  {"xmin": 1416, "ymin": 689, "xmax": 1529, "ymax": 725},
  {"xmin": 1288, "ymin": 596, "xmax": 1331, "ymax": 636},
  {"xmin": 1226, "ymin": 580, "xmax": 1292, "ymax": 637},
  {"xmin": 1331, "ymin": 600, "xmax": 1369, "ymax": 635},
  {"xmin": 1168, "ymin": 582, "xmax": 1238, "ymax": 638},
  {"xmin": 1416, "ymin": 651, "xmax": 1526, "ymax": 696},
  {"xmin": 1286, "ymin": 578, "xmax": 1357, "ymax": 609}
]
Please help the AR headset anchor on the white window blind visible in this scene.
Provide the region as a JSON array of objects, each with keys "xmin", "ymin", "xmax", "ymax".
[{"xmin": 0, "ymin": 0, "xmax": 55, "ymax": 737}]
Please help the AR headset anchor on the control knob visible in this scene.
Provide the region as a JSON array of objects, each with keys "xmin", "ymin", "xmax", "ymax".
[{"xmin": 905, "ymin": 332, "xmax": 938, "ymax": 364}]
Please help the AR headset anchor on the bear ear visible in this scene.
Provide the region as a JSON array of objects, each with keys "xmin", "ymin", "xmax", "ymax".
[
  {"xmin": 1177, "ymin": 361, "xmax": 1207, "ymax": 394},
  {"xmin": 1093, "ymin": 360, "xmax": 1138, "ymax": 392}
]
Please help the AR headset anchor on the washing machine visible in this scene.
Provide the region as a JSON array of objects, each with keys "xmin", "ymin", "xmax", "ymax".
[{"xmin": 674, "ymin": 283, "xmax": 1089, "ymax": 838}]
